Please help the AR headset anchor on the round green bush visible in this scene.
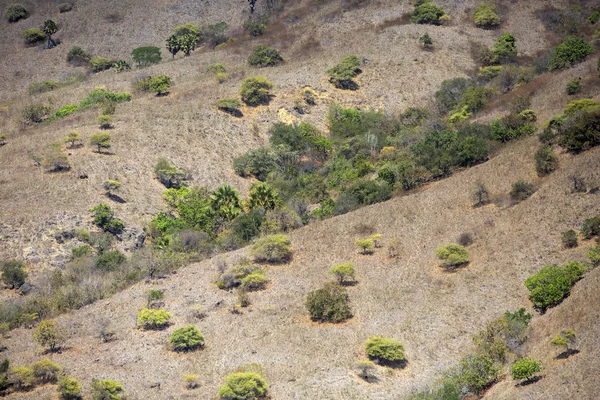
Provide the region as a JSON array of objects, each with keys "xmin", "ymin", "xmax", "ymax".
[
  {"xmin": 240, "ymin": 77, "xmax": 273, "ymax": 106},
  {"xmin": 412, "ymin": 3, "xmax": 446, "ymax": 25},
  {"xmin": 218, "ymin": 372, "xmax": 268, "ymax": 400},
  {"xmin": 91, "ymin": 379, "xmax": 125, "ymax": 400},
  {"xmin": 306, "ymin": 282, "xmax": 352, "ymax": 323},
  {"xmin": 549, "ymin": 36, "xmax": 594, "ymax": 71},
  {"xmin": 474, "ymin": 3, "xmax": 500, "ymax": 28},
  {"xmin": 57, "ymin": 377, "xmax": 82, "ymax": 400},
  {"xmin": 250, "ymin": 234, "xmax": 292, "ymax": 263},
  {"xmin": 510, "ymin": 357, "xmax": 541, "ymax": 381},
  {"xmin": 248, "ymin": 45, "xmax": 283, "ymax": 67},
  {"xmin": 524, "ymin": 264, "xmax": 583, "ymax": 310},
  {"xmin": 22, "ymin": 28, "xmax": 45, "ymax": 44},
  {"xmin": 6, "ymin": 3, "xmax": 28, "ymax": 23},
  {"xmin": 364, "ymin": 336, "xmax": 406, "ymax": 365},
  {"xmin": 435, "ymin": 244, "xmax": 469, "ymax": 269},
  {"xmin": 169, "ymin": 325, "xmax": 204, "ymax": 352},
  {"xmin": 31, "ymin": 358, "xmax": 62, "ymax": 384},
  {"xmin": 137, "ymin": 308, "xmax": 173, "ymax": 330},
  {"xmin": 1, "ymin": 260, "xmax": 28, "ymax": 289}
]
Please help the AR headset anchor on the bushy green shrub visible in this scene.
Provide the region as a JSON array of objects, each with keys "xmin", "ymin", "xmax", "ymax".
[
  {"xmin": 364, "ymin": 336, "xmax": 406, "ymax": 365},
  {"xmin": 80, "ymin": 87, "xmax": 131, "ymax": 108},
  {"xmin": 473, "ymin": 2, "xmax": 500, "ymax": 28},
  {"xmin": 89, "ymin": 132, "xmax": 111, "ymax": 154},
  {"xmin": 58, "ymin": 377, "xmax": 82, "ymax": 400},
  {"xmin": 71, "ymin": 245, "xmax": 92, "ymax": 259},
  {"xmin": 240, "ymin": 77, "xmax": 273, "ymax": 106},
  {"xmin": 473, "ymin": 308, "xmax": 532, "ymax": 362},
  {"xmin": 510, "ymin": 179, "xmax": 534, "ymax": 201},
  {"xmin": 91, "ymin": 379, "xmax": 125, "ymax": 400},
  {"xmin": 149, "ymin": 76, "xmax": 172, "ymax": 95},
  {"xmin": 7, "ymin": 366, "xmax": 35, "ymax": 391},
  {"xmin": 525, "ymin": 262, "xmax": 585, "ymax": 310},
  {"xmin": 247, "ymin": 182, "xmax": 281, "ymax": 211},
  {"xmin": 154, "ymin": 158, "xmax": 189, "ymax": 189},
  {"xmin": 452, "ymin": 354, "xmax": 499, "ymax": 394},
  {"xmin": 478, "ymin": 65, "xmax": 503, "ymax": 81},
  {"xmin": 561, "ymin": 229, "xmax": 578, "ymax": 248},
  {"xmin": 217, "ymin": 261, "xmax": 268, "ymax": 290},
  {"xmin": 306, "ymin": 282, "xmax": 352, "ymax": 323},
  {"xmin": 590, "ymin": 11, "xmax": 600, "ymax": 24},
  {"xmin": 6, "ymin": 3, "xmax": 28, "ymax": 23},
  {"xmin": 550, "ymin": 329, "xmax": 576, "ymax": 353},
  {"xmin": 329, "ymin": 262, "xmax": 355, "ymax": 284},
  {"xmin": 244, "ymin": 17, "xmax": 267, "ymax": 36},
  {"xmin": 55, "ymin": 104, "xmax": 79, "ymax": 118},
  {"xmin": 355, "ymin": 237, "xmax": 373, "ymax": 254},
  {"xmin": 91, "ymin": 57, "xmax": 113, "ymax": 72},
  {"xmin": 204, "ymin": 21, "xmax": 229, "ymax": 48},
  {"xmin": 98, "ymin": 114, "xmax": 113, "ymax": 129},
  {"xmin": 248, "ymin": 45, "xmax": 283, "ymax": 67},
  {"xmin": 137, "ymin": 308, "xmax": 173, "ymax": 330},
  {"xmin": 565, "ymin": 78, "xmax": 583, "ymax": 95},
  {"xmin": 327, "ymin": 55, "xmax": 361, "ymax": 89},
  {"xmin": 412, "ymin": 2, "xmax": 447, "ymax": 25},
  {"xmin": 491, "ymin": 113, "xmax": 535, "ymax": 142},
  {"xmin": 113, "ymin": 60, "xmax": 131, "ymax": 72},
  {"xmin": 233, "ymin": 148, "xmax": 276, "ymax": 181},
  {"xmin": 419, "ymin": 33, "xmax": 433, "ymax": 49},
  {"xmin": 174, "ymin": 22, "xmax": 201, "ymax": 42},
  {"xmin": 556, "ymin": 108, "xmax": 600, "ymax": 153},
  {"xmin": 29, "ymin": 80, "xmax": 60, "ymax": 95},
  {"xmin": 435, "ymin": 244, "xmax": 469, "ymax": 269},
  {"xmin": 67, "ymin": 46, "xmax": 91, "ymax": 65},
  {"xmin": 491, "ymin": 33, "xmax": 517, "ymax": 64},
  {"xmin": 132, "ymin": 46, "xmax": 162, "ymax": 67},
  {"xmin": 1, "ymin": 260, "xmax": 28, "ymax": 289},
  {"xmin": 251, "ymin": 234, "xmax": 292, "ymax": 263},
  {"xmin": 90, "ymin": 203, "xmax": 125, "ymax": 234},
  {"xmin": 510, "ymin": 357, "xmax": 541, "ymax": 381},
  {"xmin": 22, "ymin": 28, "xmax": 45, "ymax": 44},
  {"xmin": 218, "ymin": 372, "xmax": 268, "ymax": 400},
  {"xmin": 581, "ymin": 216, "xmax": 600, "ymax": 239},
  {"xmin": 217, "ymin": 98, "xmax": 242, "ymax": 116},
  {"xmin": 169, "ymin": 325, "xmax": 204, "ymax": 352},
  {"xmin": 31, "ymin": 358, "xmax": 62, "ymax": 384},
  {"xmin": 32, "ymin": 319, "xmax": 64, "ymax": 352},
  {"xmin": 534, "ymin": 145, "xmax": 557, "ymax": 176},
  {"xmin": 549, "ymin": 36, "xmax": 594, "ymax": 70},
  {"xmin": 96, "ymin": 250, "xmax": 126, "ymax": 271}
]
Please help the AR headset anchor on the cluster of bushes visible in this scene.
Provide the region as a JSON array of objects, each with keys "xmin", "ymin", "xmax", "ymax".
[
  {"xmin": 165, "ymin": 21, "xmax": 230, "ymax": 58},
  {"xmin": 216, "ymin": 259, "xmax": 268, "ymax": 291},
  {"xmin": 90, "ymin": 203, "xmax": 125, "ymax": 235},
  {"xmin": 542, "ymin": 99, "xmax": 600, "ymax": 153},
  {"xmin": 248, "ymin": 45, "xmax": 283, "ymax": 67},
  {"xmin": 134, "ymin": 75, "xmax": 173, "ymax": 95},
  {"xmin": 411, "ymin": 1, "xmax": 448, "ymax": 25},
  {"xmin": 548, "ymin": 36, "xmax": 594, "ymax": 71},
  {"xmin": 525, "ymin": 261, "xmax": 586, "ymax": 311},
  {"xmin": 2, "ymin": 358, "xmax": 70, "ymax": 395},
  {"xmin": 66, "ymin": 46, "xmax": 131, "ymax": 72}
]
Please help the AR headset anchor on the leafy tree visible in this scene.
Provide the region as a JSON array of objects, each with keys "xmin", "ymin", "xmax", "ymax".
[
  {"xmin": 58, "ymin": 377, "xmax": 82, "ymax": 400},
  {"xmin": 412, "ymin": 2, "xmax": 447, "ymax": 25},
  {"xmin": 1, "ymin": 260, "xmax": 28, "ymax": 289},
  {"xmin": 435, "ymin": 244, "xmax": 469, "ymax": 269},
  {"xmin": 473, "ymin": 2, "xmax": 500, "ymax": 28},
  {"xmin": 91, "ymin": 379, "xmax": 125, "ymax": 400},
  {"xmin": 89, "ymin": 132, "xmax": 111, "ymax": 153},
  {"xmin": 32, "ymin": 319, "xmax": 64, "ymax": 352},
  {"xmin": 355, "ymin": 238, "xmax": 373, "ymax": 254},
  {"xmin": 248, "ymin": 182, "xmax": 281, "ymax": 210},
  {"xmin": 149, "ymin": 76, "xmax": 172, "ymax": 95},
  {"xmin": 251, "ymin": 234, "xmax": 292, "ymax": 263},
  {"xmin": 364, "ymin": 336, "xmax": 406, "ymax": 365},
  {"xmin": 329, "ymin": 262, "xmax": 355, "ymax": 284},
  {"xmin": 306, "ymin": 282, "xmax": 352, "ymax": 323},
  {"xmin": 240, "ymin": 76, "xmax": 273, "ymax": 106},
  {"xmin": 6, "ymin": 3, "xmax": 28, "ymax": 23},
  {"xmin": 248, "ymin": 45, "xmax": 283, "ymax": 67},
  {"xmin": 64, "ymin": 130, "xmax": 81, "ymax": 148},
  {"xmin": 534, "ymin": 145, "xmax": 557, "ymax": 176},
  {"xmin": 510, "ymin": 357, "xmax": 541, "ymax": 381},
  {"xmin": 166, "ymin": 34, "xmax": 181, "ymax": 58},
  {"xmin": 327, "ymin": 55, "xmax": 361, "ymax": 89},
  {"xmin": 31, "ymin": 358, "xmax": 62, "ymax": 383},
  {"xmin": 218, "ymin": 372, "xmax": 268, "ymax": 400},
  {"xmin": 22, "ymin": 28, "xmax": 45, "ymax": 44},
  {"xmin": 132, "ymin": 46, "xmax": 162, "ymax": 67},
  {"xmin": 549, "ymin": 36, "xmax": 594, "ymax": 70},
  {"xmin": 174, "ymin": 22, "xmax": 201, "ymax": 42},
  {"xmin": 178, "ymin": 34, "xmax": 197, "ymax": 56},
  {"xmin": 169, "ymin": 325, "xmax": 204, "ymax": 352},
  {"xmin": 550, "ymin": 329, "xmax": 576, "ymax": 353},
  {"xmin": 525, "ymin": 263, "xmax": 585, "ymax": 310},
  {"xmin": 43, "ymin": 20, "xmax": 59, "ymax": 48},
  {"xmin": 557, "ymin": 108, "xmax": 600, "ymax": 153},
  {"xmin": 137, "ymin": 308, "xmax": 173, "ymax": 330},
  {"xmin": 210, "ymin": 185, "xmax": 241, "ymax": 221},
  {"xmin": 90, "ymin": 203, "xmax": 125, "ymax": 234},
  {"xmin": 491, "ymin": 33, "xmax": 517, "ymax": 64}
]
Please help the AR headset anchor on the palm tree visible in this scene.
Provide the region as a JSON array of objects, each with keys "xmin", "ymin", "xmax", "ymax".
[
  {"xmin": 247, "ymin": 182, "xmax": 280, "ymax": 211},
  {"xmin": 210, "ymin": 185, "xmax": 241, "ymax": 221}
]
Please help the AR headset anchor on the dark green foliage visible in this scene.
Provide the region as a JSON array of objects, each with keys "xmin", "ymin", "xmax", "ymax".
[
  {"xmin": 218, "ymin": 372, "xmax": 268, "ymax": 400},
  {"xmin": 491, "ymin": 33, "xmax": 517, "ymax": 64},
  {"xmin": 43, "ymin": 19, "xmax": 59, "ymax": 48},
  {"xmin": 166, "ymin": 34, "xmax": 181, "ymax": 58},
  {"xmin": 2, "ymin": 260, "xmax": 28, "ymax": 289},
  {"xmin": 154, "ymin": 158, "xmax": 189, "ymax": 188},
  {"xmin": 510, "ymin": 357, "xmax": 541, "ymax": 381},
  {"xmin": 365, "ymin": 337, "xmax": 406, "ymax": 365},
  {"xmin": 248, "ymin": 182, "xmax": 281, "ymax": 211},
  {"xmin": 91, "ymin": 379, "xmax": 125, "ymax": 400},
  {"xmin": 173, "ymin": 22, "xmax": 201, "ymax": 42},
  {"xmin": 491, "ymin": 113, "xmax": 535, "ymax": 142},
  {"xmin": 169, "ymin": 325, "xmax": 204, "ymax": 352},
  {"xmin": 90, "ymin": 203, "xmax": 125, "ymax": 234},
  {"xmin": 6, "ymin": 3, "xmax": 27, "ymax": 23},
  {"xmin": 58, "ymin": 377, "xmax": 82, "ymax": 400},
  {"xmin": 561, "ymin": 230, "xmax": 578, "ymax": 248},
  {"xmin": 412, "ymin": 2, "xmax": 447, "ymax": 25},
  {"xmin": 203, "ymin": 21, "xmax": 229, "ymax": 48},
  {"xmin": 217, "ymin": 98, "xmax": 242, "ymax": 116},
  {"xmin": 534, "ymin": 145, "xmax": 557, "ymax": 176},
  {"xmin": 240, "ymin": 77, "xmax": 273, "ymax": 106},
  {"xmin": 244, "ymin": 16, "xmax": 268, "ymax": 36},
  {"xmin": 132, "ymin": 46, "xmax": 162, "ymax": 67},
  {"xmin": 96, "ymin": 251, "xmax": 126, "ymax": 272},
  {"xmin": 178, "ymin": 34, "xmax": 197, "ymax": 56},
  {"xmin": 306, "ymin": 282, "xmax": 352, "ymax": 323},
  {"xmin": 451, "ymin": 354, "xmax": 499, "ymax": 394},
  {"xmin": 67, "ymin": 46, "xmax": 91, "ymax": 66},
  {"xmin": 113, "ymin": 61, "xmax": 131, "ymax": 74},
  {"xmin": 556, "ymin": 108, "xmax": 600, "ymax": 153},
  {"xmin": 327, "ymin": 55, "xmax": 361, "ymax": 89},
  {"xmin": 248, "ymin": 45, "xmax": 283, "ymax": 67},
  {"xmin": 233, "ymin": 148, "xmax": 276, "ymax": 181},
  {"xmin": 419, "ymin": 33, "xmax": 433, "ymax": 49},
  {"xmin": 590, "ymin": 11, "xmax": 600, "ymax": 24},
  {"xmin": 149, "ymin": 76, "xmax": 172, "ymax": 95},
  {"xmin": 565, "ymin": 78, "xmax": 582, "ymax": 95},
  {"xmin": 525, "ymin": 262, "xmax": 585, "ymax": 310},
  {"xmin": 22, "ymin": 28, "xmax": 45, "ymax": 44},
  {"xmin": 22, "ymin": 104, "xmax": 51, "ymax": 123},
  {"xmin": 435, "ymin": 78, "xmax": 469, "ymax": 114},
  {"xmin": 231, "ymin": 209, "xmax": 264, "ymax": 243},
  {"xmin": 510, "ymin": 179, "xmax": 534, "ymax": 202},
  {"xmin": 71, "ymin": 245, "xmax": 93, "ymax": 259},
  {"xmin": 581, "ymin": 216, "xmax": 600, "ymax": 239},
  {"xmin": 336, "ymin": 180, "xmax": 392, "ymax": 213},
  {"xmin": 549, "ymin": 36, "xmax": 594, "ymax": 70}
]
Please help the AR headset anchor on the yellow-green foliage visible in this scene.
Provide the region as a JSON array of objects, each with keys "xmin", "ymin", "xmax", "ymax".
[
  {"xmin": 32, "ymin": 319, "xmax": 63, "ymax": 352},
  {"xmin": 329, "ymin": 262, "xmax": 356, "ymax": 284},
  {"xmin": 169, "ymin": 325, "xmax": 205, "ymax": 352},
  {"xmin": 91, "ymin": 379, "xmax": 125, "ymax": 400},
  {"xmin": 473, "ymin": 2, "xmax": 500, "ymax": 28},
  {"xmin": 550, "ymin": 328, "xmax": 576, "ymax": 352},
  {"xmin": 240, "ymin": 77, "xmax": 273, "ymax": 106},
  {"xmin": 137, "ymin": 308, "xmax": 173, "ymax": 330},
  {"xmin": 355, "ymin": 238, "xmax": 373, "ymax": 254},
  {"xmin": 435, "ymin": 243, "xmax": 469, "ymax": 269},
  {"xmin": 510, "ymin": 357, "xmax": 541, "ymax": 381},
  {"xmin": 251, "ymin": 234, "xmax": 292, "ymax": 263},
  {"xmin": 30, "ymin": 358, "xmax": 62, "ymax": 383},
  {"xmin": 364, "ymin": 336, "xmax": 406, "ymax": 364},
  {"xmin": 449, "ymin": 106, "xmax": 472, "ymax": 124},
  {"xmin": 218, "ymin": 372, "xmax": 268, "ymax": 400},
  {"xmin": 8, "ymin": 366, "xmax": 35, "ymax": 391},
  {"xmin": 58, "ymin": 377, "xmax": 82, "ymax": 399}
]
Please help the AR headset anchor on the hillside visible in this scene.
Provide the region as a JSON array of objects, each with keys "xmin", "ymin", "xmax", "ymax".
[{"xmin": 1, "ymin": 0, "xmax": 600, "ymax": 399}]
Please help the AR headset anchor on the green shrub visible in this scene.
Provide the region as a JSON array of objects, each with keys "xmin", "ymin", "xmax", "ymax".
[
  {"xmin": 55, "ymin": 104, "xmax": 79, "ymax": 118},
  {"xmin": 58, "ymin": 3, "xmax": 74, "ymax": 13},
  {"xmin": 510, "ymin": 179, "xmax": 534, "ymax": 201},
  {"xmin": 203, "ymin": 21, "xmax": 229, "ymax": 48},
  {"xmin": 491, "ymin": 33, "xmax": 517, "ymax": 64},
  {"xmin": 534, "ymin": 145, "xmax": 558, "ymax": 176},
  {"xmin": 169, "ymin": 325, "xmax": 204, "ymax": 352},
  {"xmin": 22, "ymin": 28, "xmax": 45, "ymax": 44},
  {"xmin": 549, "ymin": 36, "xmax": 594, "ymax": 70},
  {"xmin": 473, "ymin": 308, "xmax": 532, "ymax": 362},
  {"xmin": 98, "ymin": 114, "xmax": 113, "ymax": 129},
  {"xmin": 240, "ymin": 77, "xmax": 273, "ymax": 106},
  {"xmin": 174, "ymin": 22, "xmax": 201, "ymax": 42},
  {"xmin": 248, "ymin": 182, "xmax": 281, "ymax": 210},
  {"xmin": 355, "ymin": 238, "xmax": 373, "ymax": 254},
  {"xmin": 561, "ymin": 230, "xmax": 578, "ymax": 248},
  {"xmin": 29, "ymin": 80, "xmax": 61, "ymax": 95},
  {"xmin": 7, "ymin": 366, "xmax": 35, "ymax": 391},
  {"xmin": 96, "ymin": 250, "xmax": 126, "ymax": 271},
  {"xmin": 491, "ymin": 113, "xmax": 535, "ymax": 142},
  {"xmin": 149, "ymin": 75, "xmax": 172, "ymax": 95},
  {"xmin": 132, "ymin": 46, "xmax": 162, "ymax": 67},
  {"xmin": 6, "ymin": 3, "xmax": 28, "ymax": 23},
  {"xmin": 251, "ymin": 234, "xmax": 292, "ymax": 263},
  {"xmin": 90, "ymin": 203, "xmax": 125, "ymax": 234},
  {"xmin": 557, "ymin": 108, "xmax": 600, "ymax": 153},
  {"xmin": 91, "ymin": 379, "xmax": 125, "ymax": 400},
  {"xmin": 412, "ymin": 3, "xmax": 447, "ymax": 25},
  {"xmin": 244, "ymin": 17, "xmax": 267, "ymax": 36},
  {"xmin": 22, "ymin": 104, "xmax": 51, "ymax": 123},
  {"xmin": 154, "ymin": 158, "xmax": 189, "ymax": 188},
  {"xmin": 71, "ymin": 245, "xmax": 93, "ymax": 259},
  {"xmin": 419, "ymin": 33, "xmax": 433, "ymax": 49},
  {"xmin": 1, "ymin": 260, "xmax": 28, "ymax": 289},
  {"xmin": 216, "ymin": 98, "xmax": 242, "ymax": 116},
  {"xmin": 435, "ymin": 244, "xmax": 469, "ymax": 269},
  {"xmin": 364, "ymin": 336, "xmax": 406, "ymax": 365},
  {"xmin": 510, "ymin": 357, "xmax": 541, "ymax": 381},
  {"xmin": 581, "ymin": 216, "xmax": 600, "ymax": 239},
  {"xmin": 435, "ymin": 78, "xmax": 469, "ymax": 114},
  {"xmin": 91, "ymin": 57, "xmax": 113, "ymax": 72},
  {"xmin": 590, "ymin": 11, "xmax": 600, "ymax": 24},
  {"xmin": 478, "ymin": 65, "xmax": 503, "ymax": 81},
  {"xmin": 80, "ymin": 87, "xmax": 131, "ymax": 108},
  {"xmin": 248, "ymin": 45, "xmax": 283, "ymax": 67},
  {"xmin": 327, "ymin": 55, "xmax": 361, "ymax": 89},
  {"xmin": 31, "ymin": 358, "xmax": 62, "ymax": 384},
  {"xmin": 113, "ymin": 60, "xmax": 131, "ymax": 72},
  {"xmin": 452, "ymin": 354, "xmax": 498, "ymax": 394},
  {"xmin": 32, "ymin": 319, "xmax": 64, "ymax": 352},
  {"xmin": 67, "ymin": 46, "xmax": 91, "ymax": 65},
  {"xmin": 137, "ymin": 308, "xmax": 173, "ymax": 330},
  {"xmin": 89, "ymin": 132, "xmax": 111, "ymax": 153},
  {"xmin": 473, "ymin": 2, "xmax": 500, "ymax": 28},
  {"xmin": 58, "ymin": 377, "xmax": 82, "ymax": 400},
  {"xmin": 217, "ymin": 261, "xmax": 268, "ymax": 290},
  {"xmin": 565, "ymin": 78, "xmax": 583, "ymax": 95},
  {"xmin": 329, "ymin": 262, "xmax": 355, "ymax": 284},
  {"xmin": 218, "ymin": 372, "xmax": 268, "ymax": 400},
  {"xmin": 306, "ymin": 282, "xmax": 352, "ymax": 323},
  {"xmin": 550, "ymin": 328, "xmax": 576, "ymax": 353},
  {"xmin": 525, "ymin": 263, "xmax": 585, "ymax": 310}
]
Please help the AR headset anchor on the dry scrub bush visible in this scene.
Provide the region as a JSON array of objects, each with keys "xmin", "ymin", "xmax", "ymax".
[
  {"xmin": 32, "ymin": 319, "xmax": 64, "ymax": 352},
  {"xmin": 306, "ymin": 282, "xmax": 352, "ymax": 323}
]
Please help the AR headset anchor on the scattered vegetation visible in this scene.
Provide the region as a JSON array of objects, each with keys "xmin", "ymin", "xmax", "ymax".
[
  {"xmin": 216, "ymin": 98, "xmax": 242, "ymax": 117},
  {"xmin": 154, "ymin": 158, "xmax": 189, "ymax": 189},
  {"xmin": 216, "ymin": 260, "xmax": 268, "ymax": 291},
  {"xmin": 419, "ymin": 33, "xmax": 433, "ymax": 49},
  {"xmin": 32, "ymin": 319, "xmax": 64, "ymax": 352},
  {"xmin": 565, "ymin": 78, "xmax": 583, "ymax": 95},
  {"xmin": 510, "ymin": 179, "xmax": 535, "ymax": 202},
  {"xmin": 534, "ymin": 145, "xmax": 558, "ymax": 176},
  {"xmin": 22, "ymin": 28, "xmax": 45, "ymax": 45},
  {"xmin": 90, "ymin": 203, "xmax": 125, "ymax": 234},
  {"xmin": 306, "ymin": 282, "xmax": 352, "ymax": 323},
  {"xmin": 1, "ymin": 260, "xmax": 28, "ymax": 289}
]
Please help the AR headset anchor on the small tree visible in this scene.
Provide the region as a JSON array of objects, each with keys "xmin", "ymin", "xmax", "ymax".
[
  {"xmin": 419, "ymin": 33, "xmax": 433, "ymax": 49},
  {"xmin": 91, "ymin": 379, "xmax": 125, "ymax": 400},
  {"xmin": 166, "ymin": 34, "xmax": 181, "ymax": 58},
  {"xmin": 1, "ymin": 260, "xmax": 28, "ymax": 289},
  {"xmin": 31, "ymin": 358, "xmax": 62, "ymax": 384},
  {"xmin": 32, "ymin": 319, "xmax": 64, "ymax": 352},
  {"xmin": 510, "ymin": 357, "xmax": 541, "ymax": 382},
  {"xmin": 218, "ymin": 372, "xmax": 268, "ymax": 400},
  {"xmin": 137, "ymin": 308, "xmax": 172, "ymax": 330},
  {"xmin": 149, "ymin": 76, "xmax": 172, "ymax": 96},
  {"xmin": 89, "ymin": 132, "xmax": 111, "ymax": 153},
  {"xmin": 240, "ymin": 77, "xmax": 273, "ymax": 106},
  {"xmin": 248, "ymin": 45, "xmax": 283, "ymax": 67},
  {"xmin": 306, "ymin": 282, "xmax": 352, "ymax": 323},
  {"xmin": 43, "ymin": 20, "xmax": 59, "ymax": 48},
  {"xmin": 364, "ymin": 336, "xmax": 406, "ymax": 366},
  {"xmin": 6, "ymin": 3, "xmax": 28, "ymax": 23},
  {"xmin": 329, "ymin": 262, "xmax": 355, "ymax": 284},
  {"xmin": 169, "ymin": 325, "xmax": 205, "ymax": 352},
  {"xmin": 97, "ymin": 115, "xmax": 113, "ymax": 129},
  {"xmin": 535, "ymin": 146, "xmax": 558, "ymax": 176},
  {"xmin": 561, "ymin": 229, "xmax": 578, "ymax": 248},
  {"xmin": 64, "ymin": 130, "xmax": 81, "ymax": 148},
  {"xmin": 58, "ymin": 377, "xmax": 82, "ymax": 400},
  {"xmin": 435, "ymin": 243, "xmax": 469, "ymax": 269},
  {"xmin": 355, "ymin": 238, "xmax": 373, "ymax": 254},
  {"xmin": 132, "ymin": 46, "xmax": 162, "ymax": 67},
  {"xmin": 550, "ymin": 329, "xmax": 576, "ymax": 355}
]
